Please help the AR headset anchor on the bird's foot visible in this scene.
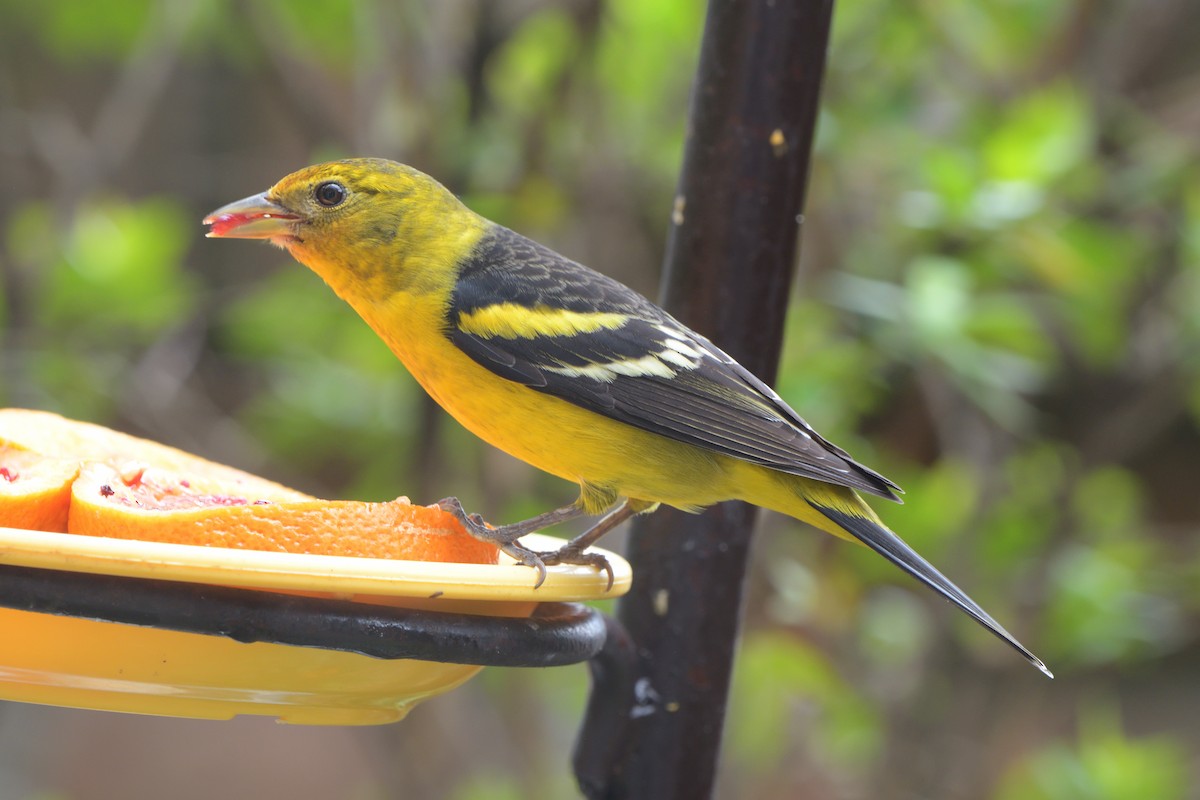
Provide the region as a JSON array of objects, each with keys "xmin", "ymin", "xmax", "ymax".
[
  {"xmin": 435, "ymin": 496, "xmax": 613, "ymax": 589},
  {"xmin": 498, "ymin": 541, "xmax": 614, "ymax": 592},
  {"xmin": 540, "ymin": 544, "xmax": 614, "ymax": 591},
  {"xmin": 497, "ymin": 541, "xmax": 550, "ymax": 589},
  {"xmin": 436, "ymin": 496, "xmax": 520, "ymax": 544}
]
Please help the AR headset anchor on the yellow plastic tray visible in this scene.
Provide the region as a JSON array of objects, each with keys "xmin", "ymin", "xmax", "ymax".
[{"xmin": 0, "ymin": 527, "xmax": 629, "ymax": 725}]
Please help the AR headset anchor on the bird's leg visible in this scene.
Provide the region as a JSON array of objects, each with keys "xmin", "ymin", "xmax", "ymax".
[
  {"xmin": 534, "ymin": 501, "xmax": 645, "ymax": 590},
  {"xmin": 559, "ymin": 498, "xmax": 658, "ymax": 556},
  {"xmin": 436, "ymin": 496, "xmax": 589, "ymax": 587},
  {"xmin": 436, "ymin": 496, "xmax": 649, "ymax": 591},
  {"xmin": 436, "ymin": 496, "xmax": 587, "ymax": 545}
]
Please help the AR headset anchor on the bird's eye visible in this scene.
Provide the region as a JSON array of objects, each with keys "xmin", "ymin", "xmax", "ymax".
[{"xmin": 315, "ymin": 181, "xmax": 347, "ymax": 207}]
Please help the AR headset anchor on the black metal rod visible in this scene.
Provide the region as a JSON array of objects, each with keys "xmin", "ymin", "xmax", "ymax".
[
  {"xmin": 573, "ymin": 612, "xmax": 639, "ymax": 796},
  {"xmin": 0, "ymin": 564, "xmax": 607, "ymax": 668},
  {"xmin": 574, "ymin": 1, "xmax": 834, "ymax": 796}
]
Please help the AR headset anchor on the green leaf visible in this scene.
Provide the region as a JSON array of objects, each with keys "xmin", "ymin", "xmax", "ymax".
[
  {"xmin": 904, "ymin": 256, "xmax": 972, "ymax": 344},
  {"xmin": 217, "ymin": 268, "xmax": 396, "ymax": 373},
  {"xmin": 21, "ymin": 198, "xmax": 197, "ymax": 344},
  {"xmin": 1044, "ymin": 541, "xmax": 1184, "ymax": 665},
  {"xmin": 977, "ymin": 443, "xmax": 1066, "ymax": 568},
  {"xmin": 451, "ymin": 775, "xmax": 525, "ymax": 800},
  {"xmin": 596, "ymin": 0, "xmax": 703, "ymax": 177},
  {"xmin": 488, "ymin": 10, "xmax": 578, "ymax": 117},
  {"xmin": 983, "ymin": 84, "xmax": 1092, "ymax": 185},
  {"xmin": 3, "ymin": 0, "xmax": 155, "ymax": 61},
  {"xmin": 727, "ymin": 632, "xmax": 881, "ymax": 773},
  {"xmin": 1070, "ymin": 467, "xmax": 1143, "ymax": 544},
  {"xmin": 995, "ymin": 705, "xmax": 1190, "ymax": 800},
  {"xmin": 260, "ymin": 0, "xmax": 356, "ymax": 71}
]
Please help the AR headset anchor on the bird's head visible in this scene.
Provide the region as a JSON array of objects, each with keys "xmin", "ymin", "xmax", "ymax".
[{"xmin": 205, "ymin": 158, "xmax": 485, "ymax": 300}]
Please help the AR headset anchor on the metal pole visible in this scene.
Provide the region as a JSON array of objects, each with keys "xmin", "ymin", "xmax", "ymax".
[{"xmin": 574, "ymin": 0, "xmax": 835, "ymax": 796}]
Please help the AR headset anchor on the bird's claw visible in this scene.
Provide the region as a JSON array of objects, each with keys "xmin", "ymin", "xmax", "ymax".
[
  {"xmin": 435, "ymin": 496, "xmax": 613, "ymax": 590},
  {"xmin": 499, "ymin": 542, "xmax": 549, "ymax": 589},
  {"xmin": 541, "ymin": 546, "xmax": 615, "ymax": 592},
  {"xmin": 437, "ymin": 496, "xmax": 516, "ymax": 544},
  {"xmin": 504, "ymin": 543, "xmax": 614, "ymax": 591},
  {"xmin": 436, "ymin": 496, "xmax": 471, "ymax": 524}
]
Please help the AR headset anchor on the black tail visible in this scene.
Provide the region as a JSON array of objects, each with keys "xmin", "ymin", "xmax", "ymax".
[{"xmin": 811, "ymin": 502, "xmax": 1052, "ymax": 678}]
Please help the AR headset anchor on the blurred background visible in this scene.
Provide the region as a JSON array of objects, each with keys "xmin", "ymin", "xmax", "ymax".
[{"xmin": 1, "ymin": 0, "xmax": 1198, "ymax": 798}]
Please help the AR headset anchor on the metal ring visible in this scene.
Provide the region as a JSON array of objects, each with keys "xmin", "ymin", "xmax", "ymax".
[{"xmin": 0, "ymin": 564, "xmax": 607, "ymax": 667}]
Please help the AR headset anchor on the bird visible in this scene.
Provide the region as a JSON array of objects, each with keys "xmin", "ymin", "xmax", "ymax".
[{"xmin": 204, "ymin": 157, "xmax": 1051, "ymax": 677}]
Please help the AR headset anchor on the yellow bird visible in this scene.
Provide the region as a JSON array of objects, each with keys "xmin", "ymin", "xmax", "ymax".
[{"xmin": 205, "ymin": 158, "xmax": 1050, "ymax": 676}]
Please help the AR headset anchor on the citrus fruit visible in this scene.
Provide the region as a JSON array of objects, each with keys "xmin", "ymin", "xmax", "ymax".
[
  {"xmin": 0, "ymin": 409, "xmax": 498, "ymax": 565},
  {"xmin": 69, "ymin": 462, "xmax": 498, "ymax": 563},
  {"xmin": 0, "ymin": 409, "xmax": 308, "ymax": 503},
  {"xmin": 0, "ymin": 445, "xmax": 77, "ymax": 532}
]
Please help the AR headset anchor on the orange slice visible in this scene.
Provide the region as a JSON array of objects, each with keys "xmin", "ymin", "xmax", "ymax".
[
  {"xmin": 0, "ymin": 445, "xmax": 77, "ymax": 533},
  {"xmin": 0, "ymin": 409, "xmax": 497, "ymax": 565},
  {"xmin": 68, "ymin": 462, "xmax": 498, "ymax": 563},
  {"xmin": 0, "ymin": 409, "xmax": 308, "ymax": 503}
]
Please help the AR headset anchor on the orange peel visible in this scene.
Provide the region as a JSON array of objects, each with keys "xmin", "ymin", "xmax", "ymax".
[
  {"xmin": 0, "ymin": 445, "xmax": 77, "ymax": 533},
  {"xmin": 0, "ymin": 409, "xmax": 497, "ymax": 565},
  {"xmin": 68, "ymin": 461, "xmax": 498, "ymax": 563},
  {"xmin": 0, "ymin": 408, "xmax": 308, "ymax": 502}
]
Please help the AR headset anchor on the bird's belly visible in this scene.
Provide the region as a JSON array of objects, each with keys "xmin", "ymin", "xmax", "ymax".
[{"xmin": 374, "ymin": 312, "xmax": 736, "ymax": 509}]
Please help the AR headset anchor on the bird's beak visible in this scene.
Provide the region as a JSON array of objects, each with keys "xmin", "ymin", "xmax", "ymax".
[{"xmin": 203, "ymin": 192, "xmax": 300, "ymax": 240}]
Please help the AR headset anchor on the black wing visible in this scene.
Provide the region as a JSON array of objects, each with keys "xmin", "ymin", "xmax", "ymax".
[{"xmin": 447, "ymin": 225, "xmax": 901, "ymax": 501}]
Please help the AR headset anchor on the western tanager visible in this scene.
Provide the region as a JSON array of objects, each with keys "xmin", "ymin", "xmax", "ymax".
[{"xmin": 205, "ymin": 158, "xmax": 1050, "ymax": 676}]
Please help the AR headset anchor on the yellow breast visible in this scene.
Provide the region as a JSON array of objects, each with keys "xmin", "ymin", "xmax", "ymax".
[{"xmin": 357, "ymin": 289, "xmax": 738, "ymax": 510}]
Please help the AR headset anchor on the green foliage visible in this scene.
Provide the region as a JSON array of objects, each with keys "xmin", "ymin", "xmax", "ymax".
[
  {"xmin": 727, "ymin": 632, "xmax": 882, "ymax": 773},
  {"xmin": 3, "ymin": 197, "xmax": 195, "ymax": 417},
  {"xmin": 829, "ymin": 256, "xmax": 1048, "ymax": 427},
  {"xmin": 451, "ymin": 777, "xmax": 525, "ymax": 800},
  {"xmin": 260, "ymin": 0, "xmax": 358, "ymax": 71},
  {"xmin": 1040, "ymin": 467, "xmax": 1184, "ymax": 666},
  {"xmin": 982, "ymin": 84, "xmax": 1092, "ymax": 187},
  {"xmin": 595, "ymin": 0, "xmax": 703, "ymax": 178},
  {"xmin": 489, "ymin": 11, "xmax": 579, "ymax": 120},
  {"xmin": 1045, "ymin": 540, "xmax": 1185, "ymax": 665},
  {"xmin": 218, "ymin": 269, "xmax": 397, "ymax": 372},
  {"xmin": 996, "ymin": 706, "xmax": 1190, "ymax": 800},
  {"xmin": 976, "ymin": 443, "xmax": 1066, "ymax": 569},
  {"xmin": 10, "ymin": 198, "xmax": 195, "ymax": 341},
  {"xmin": 856, "ymin": 585, "xmax": 934, "ymax": 670},
  {"xmin": 0, "ymin": 0, "xmax": 155, "ymax": 61}
]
